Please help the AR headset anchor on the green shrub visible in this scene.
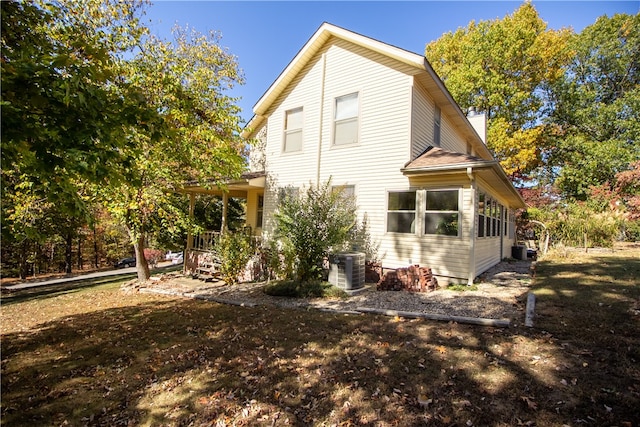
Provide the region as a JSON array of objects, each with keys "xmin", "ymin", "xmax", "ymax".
[
  {"xmin": 263, "ymin": 280, "xmax": 347, "ymax": 299},
  {"xmin": 274, "ymin": 180, "xmax": 357, "ymax": 282},
  {"xmin": 214, "ymin": 229, "xmax": 255, "ymax": 285}
]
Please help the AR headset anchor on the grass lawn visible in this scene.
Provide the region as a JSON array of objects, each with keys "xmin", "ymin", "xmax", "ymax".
[{"xmin": 1, "ymin": 245, "xmax": 638, "ymax": 426}]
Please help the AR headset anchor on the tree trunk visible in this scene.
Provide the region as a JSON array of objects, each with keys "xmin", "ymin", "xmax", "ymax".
[
  {"xmin": 65, "ymin": 232, "xmax": 73, "ymax": 274},
  {"xmin": 93, "ymin": 224, "xmax": 99, "ymax": 268},
  {"xmin": 77, "ymin": 235, "xmax": 83, "ymax": 270},
  {"xmin": 133, "ymin": 233, "xmax": 150, "ymax": 282},
  {"xmin": 19, "ymin": 241, "xmax": 28, "ymax": 279}
]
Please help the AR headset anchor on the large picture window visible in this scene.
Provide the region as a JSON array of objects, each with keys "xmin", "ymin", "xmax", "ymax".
[
  {"xmin": 424, "ymin": 190, "xmax": 459, "ymax": 236},
  {"xmin": 283, "ymin": 107, "xmax": 303, "ymax": 153},
  {"xmin": 387, "ymin": 191, "xmax": 416, "ymax": 233},
  {"xmin": 333, "ymin": 92, "xmax": 359, "ymax": 146}
]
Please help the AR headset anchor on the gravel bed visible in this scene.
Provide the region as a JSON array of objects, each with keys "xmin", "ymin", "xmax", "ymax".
[{"xmin": 133, "ymin": 259, "xmax": 534, "ymax": 324}]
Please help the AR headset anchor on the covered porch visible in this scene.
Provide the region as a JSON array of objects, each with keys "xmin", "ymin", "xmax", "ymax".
[{"xmin": 179, "ymin": 172, "xmax": 266, "ymax": 277}]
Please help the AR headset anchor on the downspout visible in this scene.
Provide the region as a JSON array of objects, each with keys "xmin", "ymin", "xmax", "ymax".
[
  {"xmin": 316, "ymin": 52, "xmax": 327, "ymax": 185},
  {"xmin": 466, "ymin": 167, "xmax": 476, "ymax": 286}
]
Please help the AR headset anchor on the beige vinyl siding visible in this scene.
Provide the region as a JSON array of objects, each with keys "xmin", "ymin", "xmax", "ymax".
[
  {"xmin": 380, "ymin": 174, "xmax": 474, "ymax": 282},
  {"xmin": 261, "ymin": 48, "xmax": 325, "ymax": 191},
  {"xmin": 440, "ymin": 112, "xmax": 467, "ymax": 153},
  {"xmin": 320, "ymin": 41, "xmax": 411, "ymax": 189},
  {"xmin": 317, "ymin": 39, "xmax": 414, "ymax": 240},
  {"xmin": 411, "ymin": 80, "xmax": 472, "ymax": 158},
  {"xmin": 254, "ymin": 33, "xmax": 510, "ymax": 284},
  {"xmin": 475, "ymin": 237, "xmax": 502, "ymax": 275},
  {"xmin": 259, "ymin": 39, "xmax": 416, "ymax": 242},
  {"xmin": 411, "ymin": 82, "xmax": 435, "ymax": 159}
]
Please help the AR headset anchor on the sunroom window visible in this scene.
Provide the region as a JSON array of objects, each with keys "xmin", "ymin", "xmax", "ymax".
[
  {"xmin": 424, "ymin": 190, "xmax": 459, "ymax": 236},
  {"xmin": 386, "ymin": 191, "xmax": 416, "ymax": 233},
  {"xmin": 478, "ymin": 193, "xmax": 486, "ymax": 238}
]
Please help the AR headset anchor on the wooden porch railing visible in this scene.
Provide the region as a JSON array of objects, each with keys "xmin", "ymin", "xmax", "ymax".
[{"xmin": 193, "ymin": 231, "xmax": 220, "ymax": 252}]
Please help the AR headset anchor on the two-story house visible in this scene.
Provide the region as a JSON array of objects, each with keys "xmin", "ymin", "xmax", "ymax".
[{"xmin": 183, "ymin": 23, "xmax": 525, "ymax": 285}]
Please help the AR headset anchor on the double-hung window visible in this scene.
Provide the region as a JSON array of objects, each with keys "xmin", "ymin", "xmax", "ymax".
[
  {"xmin": 333, "ymin": 92, "xmax": 359, "ymax": 146},
  {"xmin": 424, "ymin": 190, "xmax": 459, "ymax": 236},
  {"xmin": 283, "ymin": 107, "xmax": 303, "ymax": 153},
  {"xmin": 387, "ymin": 191, "xmax": 416, "ymax": 233}
]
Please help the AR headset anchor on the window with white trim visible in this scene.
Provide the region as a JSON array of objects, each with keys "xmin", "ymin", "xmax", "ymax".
[
  {"xmin": 332, "ymin": 185, "xmax": 356, "ymax": 201},
  {"xmin": 386, "ymin": 189, "xmax": 461, "ymax": 236},
  {"xmin": 283, "ymin": 107, "xmax": 303, "ymax": 153},
  {"xmin": 386, "ymin": 191, "xmax": 416, "ymax": 233},
  {"xmin": 478, "ymin": 193, "xmax": 486, "ymax": 238},
  {"xmin": 333, "ymin": 92, "xmax": 359, "ymax": 146},
  {"xmin": 256, "ymin": 195, "xmax": 264, "ymax": 228},
  {"xmin": 424, "ymin": 190, "xmax": 459, "ymax": 236},
  {"xmin": 433, "ymin": 106, "xmax": 441, "ymax": 147},
  {"xmin": 477, "ymin": 193, "xmax": 505, "ymax": 238}
]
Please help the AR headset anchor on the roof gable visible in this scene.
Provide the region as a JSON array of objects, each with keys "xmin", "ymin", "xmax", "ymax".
[{"xmin": 243, "ymin": 22, "xmax": 492, "ymax": 160}]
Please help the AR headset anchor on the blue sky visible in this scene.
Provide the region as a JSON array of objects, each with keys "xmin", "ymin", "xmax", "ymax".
[{"xmin": 145, "ymin": 1, "xmax": 639, "ymax": 123}]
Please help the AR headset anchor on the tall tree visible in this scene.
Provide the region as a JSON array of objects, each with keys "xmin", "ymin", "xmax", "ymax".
[
  {"xmin": 425, "ymin": 2, "xmax": 572, "ymax": 179},
  {"xmin": 2, "ymin": 2, "xmax": 247, "ymax": 282},
  {"xmin": 1, "ymin": 0, "xmax": 151, "ymax": 277},
  {"xmin": 1, "ymin": 1, "xmax": 151, "ymax": 214},
  {"xmin": 100, "ymin": 27, "xmax": 247, "ymax": 281},
  {"xmin": 547, "ymin": 13, "xmax": 640, "ymax": 199}
]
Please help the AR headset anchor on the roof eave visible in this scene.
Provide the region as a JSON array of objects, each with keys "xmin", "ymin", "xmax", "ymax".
[
  {"xmin": 402, "ymin": 162, "xmax": 526, "ymax": 208},
  {"xmin": 401, "ymin": 160, "xmax": 496, "ymax": 175}
]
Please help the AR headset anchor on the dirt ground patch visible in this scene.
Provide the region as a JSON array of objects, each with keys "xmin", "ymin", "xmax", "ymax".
[{"xmin": 1, "ymin": 246, "xmax": 638, "ymax": 426}]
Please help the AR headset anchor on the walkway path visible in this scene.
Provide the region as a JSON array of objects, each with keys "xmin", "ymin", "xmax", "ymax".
[{"xmin": 3, "ymin": 263, "xmax": 178, "ymax": 291}]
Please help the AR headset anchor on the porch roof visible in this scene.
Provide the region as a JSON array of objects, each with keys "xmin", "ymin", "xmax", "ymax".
[
  {"xmin": 180, "ymin": 171, "xmax": 266, "ymax": 198},
  {"xmin": 401, "ymin": 147, "xmax": 526, "ymax": 209}
]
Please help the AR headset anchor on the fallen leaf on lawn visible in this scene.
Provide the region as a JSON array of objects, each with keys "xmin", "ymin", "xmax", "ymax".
[
  {"xmin": 436, "ymin": 345, "xmax": 447, "ymax": 354},
  {"xmin": 417, "ymin": 394, "xmax": 432, "ymax": 408},
  {"xmin": 520, "ymin": 395, "xmax": 538, "ymax": 410}
]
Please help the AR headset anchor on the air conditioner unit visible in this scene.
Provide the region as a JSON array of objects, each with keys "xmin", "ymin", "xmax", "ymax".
[{"xmin": 328, "ymin": 252, "xmax": 365, "ymax": 291}]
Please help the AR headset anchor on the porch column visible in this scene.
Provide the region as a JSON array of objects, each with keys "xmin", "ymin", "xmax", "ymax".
[
  {"xmin": 185, "ymin": 193, "xmax": 195, "ymax": 274},
  {"xmin": 187, "ymin": 193, "xmax": 195, "ymax": 250},
  {"xmin": 467, "ymin": 167, "xmax": 477, "ymax": 286},
  {"xmin": 221, "ymin": 192, "xmax": 228, "ymax": 234}
]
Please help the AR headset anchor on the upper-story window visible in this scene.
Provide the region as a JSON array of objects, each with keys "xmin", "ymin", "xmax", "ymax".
[
  {"xmin": 433, "ymin": 106, "xmax": 441, "ymax": 147},
  {"xmin": 283, "ymin": 107, "xmax": 303, "ymax": 153},
  {"xmin": 333, "ymin": 92, "xmax": 359, "ymax": 146}
]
